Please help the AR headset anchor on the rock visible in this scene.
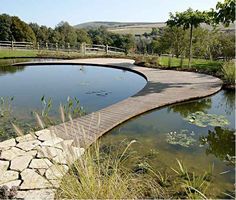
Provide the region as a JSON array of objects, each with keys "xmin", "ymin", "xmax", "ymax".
[
  {"xmin": 0, "ymin": 180, "xmax": 21, "ymax": 188},
  {"xmin": 16, "ymin": 140, "xmax": 41, "ymax": 151},
  {"xmin": 10, "ymin": 154, "xmax": 33, "ymax": 171},
  {"xmin": 37, "ymin": 130, "xmax": 57, "ymax": 141},
  {"xmin": 16, "ymin": 134, "xmax": 36, "ymax": 143},
  {"xmin": 48, "ymin": 179, "xmax": 61, "ymax": 188},
  {"xmin": 0, "ymin": 139, "xmax": 16, "ymax": 151},
  {"xmin": 55, "ymin": 139, "xmax": 74, "ymax": 150},
  {"xmin": 35, "ymin": 129, "xmax": 51, "ymax": 137},
  {"xmin": 37, "ymin": 169, "xmax": 46, "ymax": 176},
  {"xmin": 29, "ymin": 158, "xmax": 53, "ymax": 169},
  {"xmin": 0, "ymin": 170, "xmax": 19, "ymax": 184},
  {"xmin": 0, "ymin": 160, "xmax": 9, "ymax": 172},
  {"xmin": 16, "ymin": 189, "xmax": 55, "ymax": 200},
  {"xmin": 36, "ymin": 146, "xmax": 62, "ymax": 159},
  {"xmin": 20, "ymin": 169, "xmax": 51, "ymax": 189},
  {"xmin": 45, "ymin": 164, "xmax": 69, "ymax": 180},
  {"xmin": 41, "ymin": 137, "xmax": 64, "ymax": 147},
  {"xmin": 0, "ymin": 147, "xmax": 25, "ymax": 160},
  {"xmin": 52, "ymin": 146, "xmax": 84, "ymax": 165}
]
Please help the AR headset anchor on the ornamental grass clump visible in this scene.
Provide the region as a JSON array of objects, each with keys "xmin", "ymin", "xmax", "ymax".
[
  {"xmin": 56, "ymin": 139, "xmax": 168, "ymax": 199},
  {"xmin": 221, "ymin": 61, "xmax": 235, "ymax": 85}
]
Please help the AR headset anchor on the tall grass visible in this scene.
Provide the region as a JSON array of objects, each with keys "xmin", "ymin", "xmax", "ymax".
[
  {"xmin": 56, "ymin": 140, "xmax": 167, "ymax": 199},
  {"xmin": 221, "ymin": 61, "xmax": 235, "ymax": 85}
]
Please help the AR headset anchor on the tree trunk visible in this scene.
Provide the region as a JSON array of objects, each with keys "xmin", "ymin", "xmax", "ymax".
[{"xmin": 188, "ymin": 24, "xmax": 193, "ymax": 68}]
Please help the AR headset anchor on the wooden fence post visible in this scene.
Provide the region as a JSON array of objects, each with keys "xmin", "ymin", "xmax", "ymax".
[
  {"xmin": 56, "ymin": 43, "xmax": 58, "ymax": 51},
  {"xmin": 45, "ymin": 42, "xmax": 48, "ymax": 50},
  {"xmin": 168, "ymin": 54, "xmax": 172, "ymax": 68},
  {"xmin": 11, "ymin": 41, "xmax": 14, "ymax": 50},
  {"xmin": 67, "ymin": 43, "xmax": 70, "ymax": 53},
  {"xmin": 180, "ymin": 55, "xmax": 184, "ymax": 68},
  {"xmin": 37, "ymin": 42, "xmax": 40, "ymax": 50},
  {"xmin": 105, "ymin": 45, "xmax": 108, "ymax": 54},
  {"xmin": 80, "ymin": 43, "xmax": 86, "ymax": 55}
]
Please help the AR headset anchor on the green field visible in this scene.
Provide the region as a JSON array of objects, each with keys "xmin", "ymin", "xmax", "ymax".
[{"xmin": 0, "ymin": 49, "xmax": 38, "ymax": 58}]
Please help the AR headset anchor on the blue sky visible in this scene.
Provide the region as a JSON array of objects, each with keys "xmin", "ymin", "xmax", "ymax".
[{"xmin": 1, "ymin": 0, "xmax": 219, "ymax": 27}]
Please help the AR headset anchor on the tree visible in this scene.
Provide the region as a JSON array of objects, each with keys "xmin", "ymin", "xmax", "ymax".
[
  {"xmin": 167, "ymin": 8, "xmax": 210, "ymax": 67},
  {"xmin": 11, "ymin": 16, "xmax": 36, "ymax": 43},
  {"xmin": 55, "ymin": 21, "xmax": 77, "ymax": 47},
  {"xmin": 213, "ymin": 0, "xmax": 235, "ymax": 26},
  {"xmin": 0, "ymin": 14, "xmax": 12, "ymax": 41},
  {"xmin": 76, "ymin": 29, "xmax": 92, "ymax": 44},
  {"xmin": 153, "ymin": 26, "xmax": 188, "ymax": 57}
]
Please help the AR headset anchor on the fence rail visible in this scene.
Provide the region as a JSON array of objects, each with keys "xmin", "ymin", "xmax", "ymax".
[{"xmin": 0, "ymin": 41, "xmax": 126, "ymax": 55}]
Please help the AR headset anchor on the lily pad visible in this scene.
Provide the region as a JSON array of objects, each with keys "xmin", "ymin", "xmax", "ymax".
[
  {"xmin": 183, "ymin": 111, "xmax": 229, "ymax": 127},
  {"xmin": 166, "ymin": 130, "xmax": 196, "ymax": 148}
]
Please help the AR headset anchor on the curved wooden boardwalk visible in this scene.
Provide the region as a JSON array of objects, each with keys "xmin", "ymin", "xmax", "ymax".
[
  {"xmin": 14, "ymin": 58, "xmax": 222, "ymax": 148},
  {"xmin": 0, "ymin": 58, "xmax": 222, "ymax": 199}
]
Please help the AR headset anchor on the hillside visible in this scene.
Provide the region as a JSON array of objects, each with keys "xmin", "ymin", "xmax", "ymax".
[
  {"xmin": 74, "ymin": 21, "xmax": 166, "ymax": 35},
  {"xmin": 74, "ymin": 21, "xmax": 235, "ymax": 35}
]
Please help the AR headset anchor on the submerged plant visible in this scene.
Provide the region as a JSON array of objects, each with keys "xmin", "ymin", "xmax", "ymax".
[
  {"xmin": 184, "ymin": 111, "xmax": 230, "ymax": 127},
  {"xmin": 166, "ymin": 129, "xmax": 196, "ymax": 147}
]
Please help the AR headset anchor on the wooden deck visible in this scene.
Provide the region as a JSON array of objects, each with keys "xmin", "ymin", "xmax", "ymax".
[{"xmin": 14, "ymin": 58, "xmax": 223, "ymax": 148}]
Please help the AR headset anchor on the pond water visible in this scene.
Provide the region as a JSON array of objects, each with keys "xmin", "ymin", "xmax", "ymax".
[
  {"xmin": 102, "ymin": 90, "xmax": 235, "ymax": 198},
  {"xmin": 0, "ymin": 64, "xmax": 146, "ymax": 121}
]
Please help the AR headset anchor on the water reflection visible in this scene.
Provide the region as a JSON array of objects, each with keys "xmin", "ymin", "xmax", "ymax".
[
  {"xmin": 201, "ymin": 127, "xmax": 235, "ymax": 165},
  {"xmin": 168, "ymin": 98, "xmax": 212, "ymax": 117},
  {"xmin": 0, "ymin": 65, "xmax": 25, "ymax": 75},
  {"xmin": 222, "ymin": 91, "xmax": 235, "ymax": 115}
]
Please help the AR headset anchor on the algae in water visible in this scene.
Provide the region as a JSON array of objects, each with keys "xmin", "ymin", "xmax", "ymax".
[
  {"xmin": 166, "ymin": 129, "xmax": 196, "ymax": 147},
  {"xmin": 183, "ymin": 111, "xmax": 229, "ymax": 127}
]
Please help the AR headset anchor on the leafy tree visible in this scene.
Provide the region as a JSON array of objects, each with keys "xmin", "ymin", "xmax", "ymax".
[
  {"xmin": 11, "ymin": 16, "xmax": 36, "ymax": 42},
  {"xmin": 76, "ymin": 29, "xmax": 92, "ymax": 44},
  {"xmin": 153, "ymin": 26, "xmax": 188, "ymax": 57},
  {"xmin": 212, "ymin": 0, "xmax": 235, "ymax": 26},
  {"xmin": 55, "ymin": 21, "xmax": 77, "ymax": 47},
  {"xmin": 0, "ymin": 14, "xmax": 12, "ymax": 41},
  {"xmin": 167, "ymin": 8, "xmax": 210, "ymax": 67}
]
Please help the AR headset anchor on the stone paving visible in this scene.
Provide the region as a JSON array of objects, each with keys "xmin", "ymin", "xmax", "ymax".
[
  {"xmin": 0, "ymin": 129, "xmax": 84, "ymax": 199},
  {"xmin": 0, "ymin": 58, "xmax": 223, "ymax": 199}
]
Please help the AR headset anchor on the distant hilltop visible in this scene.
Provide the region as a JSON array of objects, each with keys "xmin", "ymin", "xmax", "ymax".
[
  {"xmin": 74, "ymin": 21, "xmax": 165, "ymax": 29},
  {"xmin": 74, "ymin": 21, "xmax": 235, "ymax": 35}
]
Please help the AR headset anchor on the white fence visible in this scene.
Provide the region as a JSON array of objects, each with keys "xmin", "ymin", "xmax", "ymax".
[{"xmin": 0, "ymin": 41, "xmax": 126, "ymax": 55}]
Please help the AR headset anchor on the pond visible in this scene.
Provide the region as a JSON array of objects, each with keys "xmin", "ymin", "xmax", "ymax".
[
  {"xmin": 101, "ymin": 90, "xmax": 235, "ymax": 198},
  {"xmin": 0, "ymin": 61, "xmax": 146, "ymax": 140},
  {"xmin": 0, "ymin": 64, "xmax": 146, "ymax": 117}
]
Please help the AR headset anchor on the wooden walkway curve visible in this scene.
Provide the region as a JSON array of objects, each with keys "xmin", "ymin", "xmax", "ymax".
[{"xmin": 14, "ymin": 58, "xmax": 222, "ymax": 148}]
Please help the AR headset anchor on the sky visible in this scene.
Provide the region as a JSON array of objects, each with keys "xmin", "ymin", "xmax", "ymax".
[{"xmin": 0, "ymin": 0, "xmax": 219, "ymax": 27}]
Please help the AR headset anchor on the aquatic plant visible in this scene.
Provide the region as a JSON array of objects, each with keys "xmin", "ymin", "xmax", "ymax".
[
  {"xmin": 172, "ymin": 159, "xmax": 212, "ymax": 199},
  {"xmin": 63, "ymin": 96, "xmax": 85, "ymax": 118},
  {"xmin": 184, "ymin": 111, "xmax": 230, "ymax": 127},
  {"xmin": 41, "ymin": 95, "xmax": 52, "ymax": 117},
  {"xmin": 166, "ymin": 129, "xmax": 196, "ymax": 147}
]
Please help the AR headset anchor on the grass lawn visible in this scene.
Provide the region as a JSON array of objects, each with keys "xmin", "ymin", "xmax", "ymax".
[
  {"xmin": 159, "ymin": 56, "xmax": 223, "ymax": 72},
  {"xmin": 0, "ymin": 49, "xmax": 38, "ymax": 58}
]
